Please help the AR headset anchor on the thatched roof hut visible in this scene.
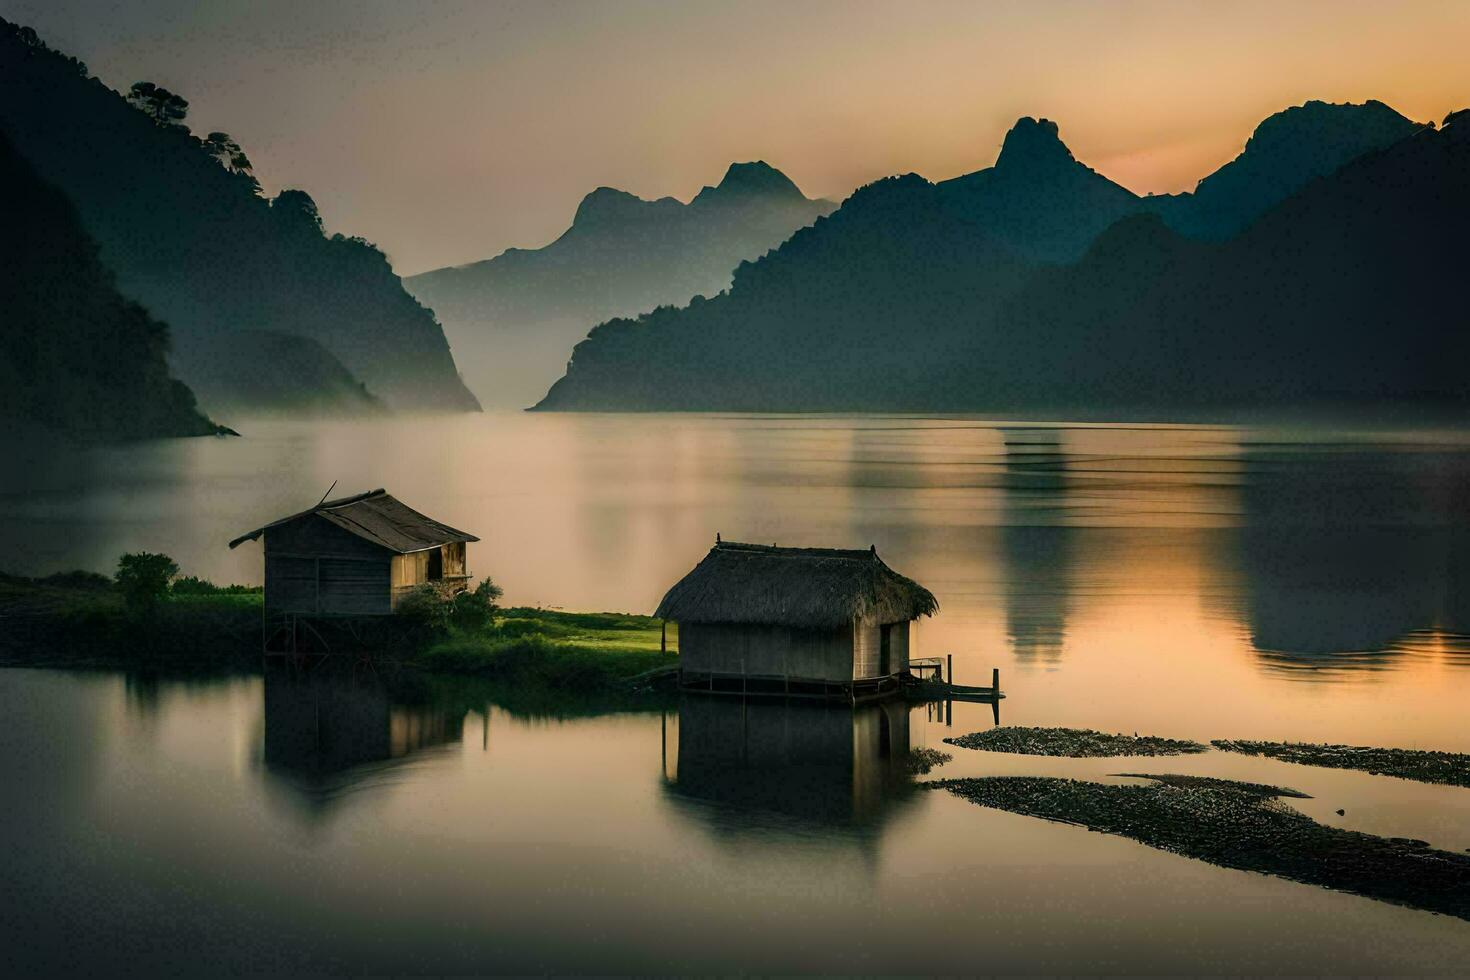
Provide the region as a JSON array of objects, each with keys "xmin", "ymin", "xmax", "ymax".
[
  {"xmin": 656, "ymin": 541, "xmax": 936, "ymax": 628},
  {"xmin": 657, "ymin": 540, "xmax": 937, "ymax": 698}
]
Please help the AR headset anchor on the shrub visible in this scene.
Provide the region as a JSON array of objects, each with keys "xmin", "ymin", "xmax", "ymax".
[
  {"xmin": 448, "ymin": 576, "xmax": 504, "ymax": 632},
  {"xmin": 171, "ymin": 575, "xmax": 218, "ymax": 595},
  {"xmin": 171, "ymin": 575, "xmax": 261, "ymax": 596},
  {"xmin": 395, "ymin": 581, "xmax": 456, "ymax": 631},
  {"xmin": 115, "ymin": 552, "xmax": 178, "ymax": 610},
  {"xmin": 38, "ymin": 570, "xmax": 112, "ymax": 591}
]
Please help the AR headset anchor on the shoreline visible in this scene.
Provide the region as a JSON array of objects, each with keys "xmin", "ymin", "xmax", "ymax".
[{"xmin": 0, "ymin": 575, "xmax": 678, "ymax": 695}]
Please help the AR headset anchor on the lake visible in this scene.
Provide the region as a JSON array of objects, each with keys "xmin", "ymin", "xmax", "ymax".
[{"xmin": 2, "ymin": 413, "xmax": 1469, "ymax": 972}]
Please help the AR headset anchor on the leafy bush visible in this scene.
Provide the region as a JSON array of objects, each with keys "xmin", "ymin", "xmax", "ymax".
[
  {"xmin": 396, "ymin": 577, "xmax": 503, "ymax": 634},
  {"xmin": 395, "ymin": 581, "xmax": 457, "ymax": 631},
  {"xmin": 114, "ymin": 552, "xmax": 178, "ymax": 610},
  {"xmin": 448, "ymin": 576, "xmax": 503, "ymax": 632},
  {"xmin": 38, "ymin": 570, "xmax": 112, "ymax": 591}
]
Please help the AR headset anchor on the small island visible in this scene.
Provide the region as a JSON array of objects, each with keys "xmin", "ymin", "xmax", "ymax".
[{"xmin": 0, "ymin": 560, "xmax": 677, "ymax": 696}]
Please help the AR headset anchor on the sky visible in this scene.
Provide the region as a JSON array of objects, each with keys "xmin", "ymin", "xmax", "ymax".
[{"xmin": 5, "ymin": 0, "xmax": 1468, "ymax": 275}]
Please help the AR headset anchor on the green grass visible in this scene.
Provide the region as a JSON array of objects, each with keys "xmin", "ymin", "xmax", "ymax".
[
  {"xmin": 417, "ymin": 632, "xmax": 675, "ymax": 688},
  {"xmin": 415, "ymin": 608, "xmax": 677, "ymax": 689},
  {"xmin": 495, "ymin": 607, "xmax": 677, "ymax": 653},
  {"xmin": 1, "ymin": 573, "xmax": 677, "ymax": 692}
]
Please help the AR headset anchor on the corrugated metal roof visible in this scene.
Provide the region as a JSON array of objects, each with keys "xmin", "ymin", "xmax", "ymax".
[{"xmin": 228, "ymin": 489, "xmax": 478, "ymax": 553}]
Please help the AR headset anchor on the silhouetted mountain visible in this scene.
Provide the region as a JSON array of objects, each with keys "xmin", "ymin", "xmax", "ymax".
[
  {"xmin": 939, "ymin": 116, "xmax": 1143, "ymax": 261},
  {"xmin": 536, "ymin": 168, "xmax": 1033, "ymax": 411},
  {"xmin": 987, "ymin": 115, "xmax": 1468, "ymax": 414},
  {"xmin": 1148, "ymin": 100, "xmax": 1426, "ymax": 239},
  {"xmin": 0, "ymin": 130, "xmax": 221, "ymax": 441},
  {"xmin": 405, "ymin": 161, "xmax": 834, "ymax": 406},
  {"xmin": 536, "ymin": 111, "xmax": 1468, "ymax": 415},
  {"xmin": 0, "ymin": 19, "xmax": 478, "ymax": 417}
]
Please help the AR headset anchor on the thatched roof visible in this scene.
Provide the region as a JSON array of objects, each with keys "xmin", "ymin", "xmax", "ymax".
[
  {"xmin": 655, "ymin": 540, "xmax": 937, "ymax": 629},
  {"xmin": 228, "ymin": 488, "xmax": 478, "ymax": 553}
]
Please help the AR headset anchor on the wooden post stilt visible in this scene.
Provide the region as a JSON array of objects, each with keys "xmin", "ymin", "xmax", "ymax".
[
  {"xmin": 947, "ymin": 653, "xmax": 953, "ymax": 686},
  {"xmin": 992, "ymin": 666, "xmax": 1000, "ymax": 694},
  {"xmin": 660, "ymin": 619, "xmax": 667, "ymax": 654}
]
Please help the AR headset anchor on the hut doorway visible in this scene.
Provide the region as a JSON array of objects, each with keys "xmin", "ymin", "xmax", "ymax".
[
  {"xmin": 879, "ymin": 624, "xmax": 893, "ymax": 676},
  {"xmin": 426, "ymin": 547, "xmax": 443, "ymax": 582}
]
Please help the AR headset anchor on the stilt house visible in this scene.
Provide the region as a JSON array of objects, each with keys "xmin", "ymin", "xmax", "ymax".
[
  {"xmin": 655, "ymin": 539, "xmax": 937, "ymax": 700},
  {"xmin": 228, "ymin": 488, "xmax": 478, "ymax": 617}
]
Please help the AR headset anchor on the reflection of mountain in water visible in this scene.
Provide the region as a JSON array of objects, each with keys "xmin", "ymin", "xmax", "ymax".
[
  {"xmin": 261, "ymin": 666, "xmax": 466, "ymax": 819},
  {"xmin": 999, "ymin": 429, "xmax": 1074, "ymax": 666},
  {"xmin": 663, "ymin": 697, "xmax": 917, "ymax": 840},
  {"xmin": 1234, "ymin": 444, "xmax": 1470, "ymax": 675}
]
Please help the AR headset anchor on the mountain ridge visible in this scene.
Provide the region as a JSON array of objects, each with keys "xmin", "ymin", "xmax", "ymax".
[
  {"xmin": 533, "ymin": 104, "xmax": 1466, "ymax": 416},
  {"xmin": 0, "ymin": 129, "xmax": 223, "ymax": 441},
  {"xmin": 0, "ymin": 17, "xmax": 479, "ymax": 419},
  {"xmin": 405, "ymin": 160, "xmax": 835, "ymax": 407}
]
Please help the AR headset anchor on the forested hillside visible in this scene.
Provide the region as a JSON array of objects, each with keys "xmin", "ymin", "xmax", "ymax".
[
  {"xmin": 0, "ymin": 19, "xmax": 478, "ymax": 416},
  {"xmin": 0, "ymin": 131, "xmax": 222, "ymax": 441}
]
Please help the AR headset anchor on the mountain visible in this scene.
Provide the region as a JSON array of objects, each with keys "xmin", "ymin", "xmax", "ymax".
[
  {"xmin": 0, "ymin": 19, "xmax": 478, "ymax": 417},
  {"xmin": 1148, "ymin": 99, "xmax": 1426, "ymax": 238},
  {"xmin": 985, "ymin": 112, "xmax": 1468, "ymax": 414},
  {"xmin": 535, "ymin": 110, "xmax": 1467, "ymax": 416},
  {"xmin": 405, "ymin": 161, "xmax": 834, "ymax": 407},
  {"xmin": 939, "ymin": 116, "xmax": 1144, "ymax": 261},
  {"xmin": 0, "ymin": 130, "xmax": 222, "ymax": 441},
  {"xmin": 534, "ymin": 167, "xmax": 1035, "ymax": 411}
]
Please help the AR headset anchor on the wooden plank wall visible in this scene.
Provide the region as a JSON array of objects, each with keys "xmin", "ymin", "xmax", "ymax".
[
  {"xmin": 265, "ymin": 555, "xmax": 318, "ymax": 613},
  {"xmin": 443, "ymin": 541, "xmax": 466, "ymax": 577},
  {"xmin": 852, "ymin": 619, "xmax": 881, "ymax": 679},
  {"xmin": 319, "ymin": 558, "xmax": 391, "ymax": 615},
  {"xmin": 680, "ymin": 622, "xmax": 853, "ymax": 682},
  {"xmin": 391, "ymin": 551, "xmax": 430, "ymax": 589},
  {"xmin": 851, "ymin": 620, "xmax": 910, "ymax": 679},
  {"xmin": 889, "ymin": 621, "xmax": 910, "ymax": 674}
]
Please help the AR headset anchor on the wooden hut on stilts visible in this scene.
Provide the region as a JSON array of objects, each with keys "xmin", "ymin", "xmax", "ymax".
[
  {"xmin": 655, "ymin": 538, "xmax": 937, "ymax": 702},
  {"xmin": 228, "ymin": 488, "xmax": 478, "ymax": 653}
]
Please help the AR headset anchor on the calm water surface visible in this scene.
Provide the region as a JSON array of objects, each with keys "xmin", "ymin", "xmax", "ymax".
[{"xmin": 2, "ymin": 413, "xmax": 1469, "ymax": 973}]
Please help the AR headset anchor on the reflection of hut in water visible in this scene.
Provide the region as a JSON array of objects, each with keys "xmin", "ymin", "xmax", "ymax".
[
  {"xmin": 663, "ymin": 696, "xmax": 915, "ymax": 833},
  {"xmin": 657, "ymin": 540, "xmax": 937, "ymax": 701},
  {"xmin": 262, "ymin": 666, "xmax": 466, "ymax": 816}
]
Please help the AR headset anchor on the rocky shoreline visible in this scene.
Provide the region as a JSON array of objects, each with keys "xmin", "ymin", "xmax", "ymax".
[
  {"xmin": 1213, "ymin": 739, "xmax": 1470, "ymax": 788},
  {"xmin": 944, "ymin": 726, "xmax": 1208, "ymax": 758},
  {"xmin": 931, "ymin": 773, "xmax": 1470, "ymax": 921}
]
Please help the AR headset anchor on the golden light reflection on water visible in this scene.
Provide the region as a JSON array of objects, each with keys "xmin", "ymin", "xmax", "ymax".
[{"xmin": 2, "ymin": 413, "xmax": 1467, "ymax": 752}]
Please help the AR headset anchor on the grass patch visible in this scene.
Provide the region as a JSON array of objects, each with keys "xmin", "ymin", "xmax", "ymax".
[
  {"xmin": 416, "ymin": 631, "xmax": 675, "ymax": 689},
  {"xmin": 1, "ymin": 572, "xmax": 677, "ymax": 693},
  {"xmin": 497, "ymin": 607, "xmax": 677, "ymax": 652}
]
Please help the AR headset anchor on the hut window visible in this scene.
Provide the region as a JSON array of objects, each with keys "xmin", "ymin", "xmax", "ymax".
[{"xmin": 427, "ymin": 548, "xmax": 443, "ymax": 581}]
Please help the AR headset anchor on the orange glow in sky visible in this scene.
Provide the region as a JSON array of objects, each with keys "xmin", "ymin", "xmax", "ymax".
[{"xmin": 7, "ymin": 0, "xmax": 1468, "ymax": 272}]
